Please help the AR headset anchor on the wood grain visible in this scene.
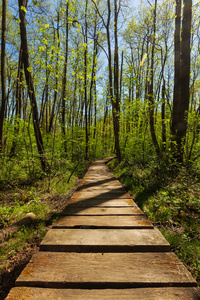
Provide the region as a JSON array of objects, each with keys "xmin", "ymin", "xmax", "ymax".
[{"xmin": 16, "ymin": 252, "xmax": 197, "ymax": 288}]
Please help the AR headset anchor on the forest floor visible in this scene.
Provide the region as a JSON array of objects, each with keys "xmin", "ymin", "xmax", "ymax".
[
  {"xmin": 0, "ymin": 160, "xmax": 90, "ymax": 300},
  {"xmin": 0, "ymin": 157, "xmax": 199, "ymax": 299},
  {"xmin": 107, "ymin": 158, "xmax": 200, "ymax": 286},
  {"xmin": 0, "ymin": 189, "xmax": 79, "ymax": 300}
]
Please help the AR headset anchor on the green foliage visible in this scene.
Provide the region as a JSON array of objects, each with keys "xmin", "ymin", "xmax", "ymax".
[
  {"xmin": 162, "ymin": 230, "xmax": 200, "ymax": 281},
  {"xmin": 0, "ymin": 197, "xmax": 48, "ymax": 228},
  {"xmin": 108, "ymin": 157, "xmax": 200, "ymax": 284},
  {"xmin": 0, "ymin": 222, "xmax": 47, "ymax": 272},
  {"xmin": 0, "ymin": 148, "xmax": 91, "ymax": 275}
]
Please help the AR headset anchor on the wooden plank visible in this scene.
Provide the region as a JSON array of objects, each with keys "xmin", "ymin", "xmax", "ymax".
[
  {"xmin": 52, "ymin": 215, "xmax": 153, "ymax": 229},
  {"xmin": 72, "ymin": 189, "xmax": 130, "ymax": 198},
  {"xmin": 71, "ymin": 191, "xmax": 132, "ymax": 200},
  {"xmin": 79, "ymin": 184, "xmax": 124, "ymax": 190},
  {"xmin": 80, "ymin": 179, "xmax": 122, "ymax": 187},
  {"xmin": 40, "ymin": 228, "xmax": 170, "ymax": 252},
  {"xmin": 67, "ymin": 198, "xmax": 136, "ymax": 207},
  {"xmin": 6, "ymin": 287, "xmax": 200, "ymax": 300},
  {"xmin": 16, "ymin": 252, "xmax": 197, "ymax": 288},
  {"xmin": 77, "ymin": 186, "xmax": 125, "ymax": 193},
  {"xmin": 83, "ymin": 176, "xmax": 115, "ymax": 181},
  {"xmin": 61, "ymin": 206, "xmax": 144, "ymax": 216}
]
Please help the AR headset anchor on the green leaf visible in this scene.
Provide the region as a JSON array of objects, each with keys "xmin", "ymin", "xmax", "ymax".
[
  {"xmin": 21, "ymin": 6, "xmax": 27, "ymax": 13},
  {"xmin": 27, "ymin": 66, "xmax": 32, "ymax": 73}
]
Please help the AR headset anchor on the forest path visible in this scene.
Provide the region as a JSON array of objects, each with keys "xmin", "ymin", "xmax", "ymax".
[{"xmin": 6, "ymin": 157, "xmax": 200, "ymax": 299}]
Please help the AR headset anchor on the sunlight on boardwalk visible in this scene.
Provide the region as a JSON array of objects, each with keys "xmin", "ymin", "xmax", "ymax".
[{"xmin": 6, "ymin": 158, "xmax": 200, "ymax": 299}]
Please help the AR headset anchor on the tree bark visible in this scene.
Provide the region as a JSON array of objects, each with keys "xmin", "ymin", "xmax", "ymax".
[
  {"xmin": 171, "ymin": 0, "xmax": 192, "ymax": 162},
  {"xmin": 10, "ymin": 47, "xmax": 23, "ymax": 157},
  {"xmin": 18, "ymin": 0, "xmax": 48, "ymax": 172},
  {"xmin": 84, "ymin": 0, "xmax": 89, "ymax": 159},
  {"xmin": 161, "ymin": 79, "xmax": 166, "ymax": 150},
  {"xmin": 113, "ymin": 0, "xmax": 121, "ymax": 161},
  {"xmin": 148, "ymin": 0, "xmax": 160, "ymax": 157},
  {"xmin": 0, "ymin": 0, "xmax": 7, "ymax": 152},
  {"xmin": 179, "ymin": 0, "xmax": 192, "ymax": 156},
  {"xmin": 61, "ymin": 3, "xmax": 69, "ymax": 155},
  {"xmin": 88, "ymin": 12, "xmax": 98, "ymax": 129},
  {"xmin": 171, "ymin": 0, "xmax": 182, "ymax": 157}
]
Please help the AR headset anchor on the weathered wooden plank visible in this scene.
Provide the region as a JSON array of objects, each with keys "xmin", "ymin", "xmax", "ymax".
[
  {"xmin": 6, "ymin": 287, "xmax": 200, "ymax": 300},
  {"xmin": 82, "ymin": 176, "xmax": 114, "ymax": 180},
  {"xmin": 86, "ymin": 171, "xmax": 112, "ymax": 175},
  {"xmin": 40, "ymin": 228, "xmax": 170, "ymax": 252},
  {"xmin": 67, "ymin": 198, "xmax": 136, "ymax": 207},
  {"xmin": 72, "ymin": 189, "xmax": 130, "ymax": 199},
  {"xmin": 16, "ymin": 252, "xmax": 197, "ymax": 288},
  {"xmin": 52, "ymin": 215, "xmax": 153, "ymax": 229},
  {"xmin": 79, "ymin": 184, "xmax": 124, "ymax": 190},
  {"xmin": 77, "ymin": 186, "xmax": 125, "ymax": 193},
  {"xmin": 61, "ymin": 206, "xmax": 144, "ymax": 216},
  {"xmin": 80, "ymin": 179, "xmax": 122, "ymax": 187},
  {"xmin": 71, "ymin": 191, "xmax": 132, "ymax": 201}
]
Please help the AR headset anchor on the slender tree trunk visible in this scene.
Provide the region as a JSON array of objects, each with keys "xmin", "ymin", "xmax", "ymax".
[
  {"xmin": 72, "ymin": 62, "xmax": 78, "ymax": 162},
  {"xmin": 106, "ymin": 0, "xmax": 121, "ymax": 161},
  {"xmin": 61, "ymin": 2, "xmax": 69, "ymax": 155},
  {"xmin": 84, "ymin": 0, "xmax": 89, "ymax": 159},
  {"xmin": 148, "ymin": 0, "xmax": 160, "ymax": 157},
  {"xmin": 88, "ymin": 13, "xmax": 97, "ymax": 129},
  {"xmin": 48, "ymin": 15, "xmax": 60, "ymax": 134},
  {"xmin": 18, "ymin": 0, "xmax": 48, "ymax": 172},
  {"xmin": 120, "ymin": 51, "xmax": 124, "ymax": 99},
  {"xmin": 93, "ymin": 82, "xmax": 97, "ymax": 140},
  {"xmin": 10, "ymin": 47, "xmax": 23, "ymax": 157},
  {"xmin": 45, "ymin": 44, "xmax": 50, "ymax": 133},
  {"xmin": 161, "ymin": 79, "xmax": 166, "ymax": 151},
  {"xmin": 113, "ymin": 0, "xmax": 121, "ymax": 161},
  {"xmin": 0, "ymin": 0, "xmax": 7, "ymax": 152}
]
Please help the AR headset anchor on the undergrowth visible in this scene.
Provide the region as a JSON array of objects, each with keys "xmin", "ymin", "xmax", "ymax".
[
  {"xmin": 0, "ymin": 157, "xmax": 90, "ymax": 275},
  {"xmin": 108, "ymin": 157, "xmax": 200, "ymax": 285}
]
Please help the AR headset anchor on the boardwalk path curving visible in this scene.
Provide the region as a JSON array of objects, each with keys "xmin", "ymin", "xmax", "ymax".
[{"xmin": 6, "ymin": 158, "xmax": 200, "ymax": 299}]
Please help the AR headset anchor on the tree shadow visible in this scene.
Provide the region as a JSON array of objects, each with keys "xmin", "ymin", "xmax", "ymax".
[{"xmin": 134, "ymin": 182, "xmax": 162, "ymax": 210}]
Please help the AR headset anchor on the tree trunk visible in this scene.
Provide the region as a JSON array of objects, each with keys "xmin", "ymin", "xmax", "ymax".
[
  {"xmin": 120, "ymin": 51, "xmax": 124, "ymax": 99},
  {"xmin": 171, "ymin": 0, "xmax": 192, "ymax": 162},
  {"xmin": 61, "ymin": 3, "xmax": 69, "ymax": 155},
  {"xmin": 93, "ymin": 82, "xmax": 97, "ymax": 140},
  {"xmin": 84, "ymin": 0, "xmax": 89, "ymax": 159},
  {"xmin": 148, "ymin": 0, "xmax": 160, "ymax": 157},
  {"xmin": 88, "ymin": 13, "xmax": 98, "ymax": 129},
  {"xmin": 113, "ymin": 0, "xmax": 121, "ymax": 161},
  {"xmin": 161, "ymin": 79, "xmax": 166, "ymax": 151},
  {"xmin": 10, "ymin": 47, "xmax": 23, "ymax": 157},
  {"xmin": 18, "ymin": 0, "xmax": 48, "ymax": 172},
  {"xmin": 179, "ymin": 0, "xmax": 192, "ymax": 157},
  {"xmin": 48, "ymin": 14, "xmax": 60, "ymax": 135},
  {"xmin": 106, "ymin": 0, "xmax": 121, "ymax": 161},
  {"xmin": 171, "ymin": 0, "xmax": 182, "ymax": 158},
  {"xmin": 0, "ymin": 0, "xmax": 7, "ymax": 152}
]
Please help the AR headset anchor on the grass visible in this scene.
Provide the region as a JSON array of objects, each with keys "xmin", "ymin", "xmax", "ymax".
[
  {"xmin": 0, "ymin": 223, "xmax": 47, "ymax": 271},
  {"xmin": 0, "ymin": 157, "xmax": 91, "ymax": 275},
  {"xmin": 108, "ymin": 157, "xmax": 200, "ymax": 285}
]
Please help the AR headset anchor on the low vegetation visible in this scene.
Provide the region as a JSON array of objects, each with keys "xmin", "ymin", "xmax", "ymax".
[
  {"xmin": 0, "ymin": 158, "xmax": 90, "ymax": 297},
  {"xmin": 108, "ymin": 158, "xmax": 200, "ymax": 285}
]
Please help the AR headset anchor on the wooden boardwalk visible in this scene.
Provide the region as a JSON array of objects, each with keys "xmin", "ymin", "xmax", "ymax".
[{"xmin": 6, "ymin": 158, "xmax": 200, "ymax": 299}]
